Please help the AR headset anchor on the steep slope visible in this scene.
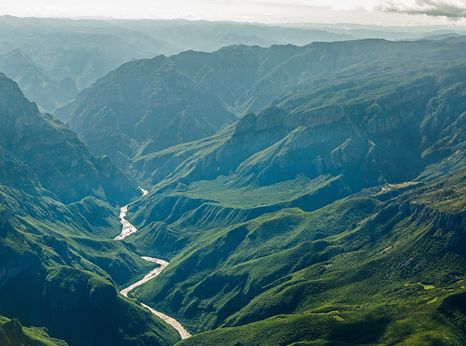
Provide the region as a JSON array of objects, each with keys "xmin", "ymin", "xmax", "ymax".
[
  {"xmin": 0, "ymin": 73, "xmax": 138, "ymax": 204},
  {"xmin": 136, "ymin": 169, "xmax": 466, "ymax": 345},
  {"xmin": 58, "ymin": 56, "xmax": 236, "ymax": 167},
  {"xmin": 0, "ymin": 315, "xmax": 67, "ymax": 346},
  {"xmin": 0, "ymin": 165, "xmax": 180, "ymax": 346},
  {"xmin": 129, "ymin": 62, "xmax": 466, "ymax": 238},
  {"xmin": 0, "ymin": 49, "xmax": 76, "ymax": 112},
  {"xmin": 60, "ymin": 37, "xmax": 466, "ymax": 173},
  {"xmin": 0, "ymin": 210, "xmax": 179, "ymax": 346},
  {"xmin": 0, "ymin": 74, "xmax": 180, "ymax": 345},
  {"xmin": 113, "ymin": 55, "xmax": 466, "ymax": 344}
]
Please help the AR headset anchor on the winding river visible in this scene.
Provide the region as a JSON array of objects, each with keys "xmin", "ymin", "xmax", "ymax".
[
  {"xmin": 115, "ymin": 188, "xmax": 191, "ymax": 340},
  {"xmin": 114, "ymin": 188, "xmax": 148, "ymax": 241}
]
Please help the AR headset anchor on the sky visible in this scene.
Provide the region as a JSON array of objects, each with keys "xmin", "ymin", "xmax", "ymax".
[{"xmin": 1, "ymin": 0, "xmax": 466, "ymax": 25}]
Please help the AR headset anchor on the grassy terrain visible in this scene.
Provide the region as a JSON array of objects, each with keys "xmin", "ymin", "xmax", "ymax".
[
  {"xmin": 122, "ymin": 54, "xmax": 466, "ymax": 345},
  {"xmin": 175, "ymin": 175, "xmax": 339, "ymax": 209},
  {"xmin": 2, "ymin": 36, "xmax": 466, "ymax": 346},
  {"xmin": 0, "ymin": 183, "xmax": 180, "ymax": 345},
  {"xmin": 131, "ymin": 169, "xmax": 466, "ymax": 344},
  {"xmin": 0, "ymin": 315, "xmax": 67, "ymax": 346},
  {"xmin": 178, "ymin": 306, "xmax": 463, "ymax": 346}
]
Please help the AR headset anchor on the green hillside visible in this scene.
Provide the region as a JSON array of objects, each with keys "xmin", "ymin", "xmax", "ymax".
[
  {"xmin": 111, "ymin": 39, "xmax": 466, "ymax": 344},
  {"xmin": 0, "ymin": 315, "xmax": 67, "ymax": 346},
  {"xmin": 0, "ymin": 74, "xmax": 179, "ymax": 345},
  {"xmin": 132, "ymin": 170, "xmax": 465, "ymax": 345},
  {"xmin": 0, "ymin": 34, "xmax": 465, "ymax": 345}
]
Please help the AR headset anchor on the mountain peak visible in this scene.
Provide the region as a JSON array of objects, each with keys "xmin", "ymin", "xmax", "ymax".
[{"xmin": 0, "ymin": 72, "xmax": 38, "ymax": 115}]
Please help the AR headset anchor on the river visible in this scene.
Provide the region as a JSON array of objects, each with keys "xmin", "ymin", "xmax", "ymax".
[{"xmin": 115, "ymin": 188, "xmax": 191, "ymax": 340}]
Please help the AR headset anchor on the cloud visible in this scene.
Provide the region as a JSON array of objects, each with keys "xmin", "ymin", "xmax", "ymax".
[{"xmin": 379, "ymin": 0, "xmax": 466, "ymax": 19}]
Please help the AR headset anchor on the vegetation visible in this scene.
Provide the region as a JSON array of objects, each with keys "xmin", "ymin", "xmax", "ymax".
[
  {"xmin": 0, "ymin": 33, "xmax": 465, "ymax": 345},
  {"xmin": 129, "ymin": 171, "xmax": 466, "ymax": 345},
  {"xmin": 123, "ymin": 37, "xmax": 466, "ymax": 344},
  {"xmin": 0, "ymin": 73, "xmax": 179, "ymax": 345},
  {"xmin": 0, "ymin": 315, "xmax": 67, "ymax": 346}
]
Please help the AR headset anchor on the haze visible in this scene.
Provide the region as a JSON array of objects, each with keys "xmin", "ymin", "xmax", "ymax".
[{"xmin": 1, "ymin": 0, "xmax": 466, "ymax": 25}]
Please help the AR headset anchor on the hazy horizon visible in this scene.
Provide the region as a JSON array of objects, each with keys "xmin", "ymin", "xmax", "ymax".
[
  {"xmin": 0, "ymin": 1, "xmax": 465, "ymax": 346},
  {"xmin": 1, "ymin": 0, "xmax": 466, "ymax": 26}
]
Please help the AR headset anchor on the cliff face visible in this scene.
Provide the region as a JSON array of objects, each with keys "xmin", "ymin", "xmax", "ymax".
[
  {"xmin": 164, "ymin": 65, "xmax": 464, "ymax": 190},
  {"xmin": 58, "ymin": 38, "xmax": 466, "ymax": 173},
  {"xmin": 125, "ymin": 62, "xmax": 466, "ymax": 271},
  {"xmin": 0, "ymin": 73, "xmax": 138, "ymax": 204}
]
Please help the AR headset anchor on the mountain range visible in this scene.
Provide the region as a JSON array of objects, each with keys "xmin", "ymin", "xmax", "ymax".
[
  {"xmin": 129, "ymin": 84, "xmax": 465, "ymax": 342},
  {"xmin": 95, "ymin": 37, "xmax": 465, "ymax": 344},
  {"xmin": 0, "ymin": 30, "xmax": 465, "ymax": 346},
  {"xmin": 2, "ymin": 15, "xmax": 466, "ymax": 113},
  {"xmin": 59, "ymin": 37, "xmax": 466, "ymax": 173}
]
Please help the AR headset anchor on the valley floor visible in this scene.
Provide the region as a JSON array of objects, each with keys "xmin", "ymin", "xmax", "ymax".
[{"xmin": 115, "ymin": 189, "xmax": 191, "ymax": 341}]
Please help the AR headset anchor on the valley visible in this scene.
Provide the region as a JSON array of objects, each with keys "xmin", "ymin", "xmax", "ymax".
[
  {"xmin": 116, "ymin": 189, "xmax": 191, "ymax": 340},
  {"xmin": 0, "ymin": 22, "xmax": 465, "ymax": 346},
  {"xmin": 112, "ymin": 36, "xmax": 466, "ymax": 344}
]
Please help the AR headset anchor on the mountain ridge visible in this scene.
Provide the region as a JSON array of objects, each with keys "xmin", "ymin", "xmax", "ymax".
[
  {"xmin": 0, "ymin": 73, "xmax": 138, "ymax": 204},
  {"xmin": 0, "ymin": 34, "xmax": 465, "ymax": 346}
]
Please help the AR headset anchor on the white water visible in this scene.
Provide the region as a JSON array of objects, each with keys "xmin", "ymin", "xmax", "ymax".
[{"xmin": 116, "ymin": 188, "xmax": 191, "ymax": 340}]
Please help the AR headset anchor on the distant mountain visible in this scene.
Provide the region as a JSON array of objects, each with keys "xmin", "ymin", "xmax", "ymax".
[
  {"xmin": 0, "ymin": 16, "xmax": 173, "ymax": 90},
  {"xmin": 0, "ymin": 49, "xmax": 77, "ymax": 112},
  {"xmin": 61, "ymin": 38, "xmax": 466, "ymax": 171},
  {"xmin": 57, "ymin": 55, "xmax": 237, "ymax": 167},
  {"xmin": 2, "ymin": 15, "xmax": 465, "ymax": 113},
  {"xmin": 0, "ymin": 16, "xmax": 355, "ymax": 113},
  {"xmin": 117, "ymin": 19, "xmax": 354, "ymax": 52}
]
